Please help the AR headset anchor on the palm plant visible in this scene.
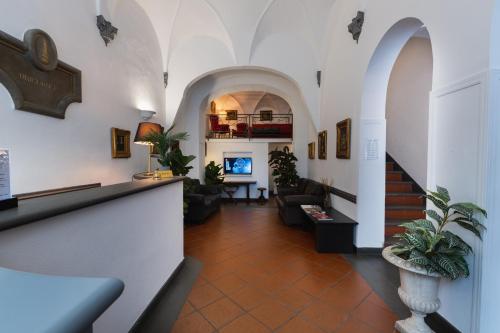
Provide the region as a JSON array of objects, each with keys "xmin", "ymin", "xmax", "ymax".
[
  {"xmin": 268, "ymin": 146, "xmax": 299, "ymax": 187},
  {"xmin": 392, "ymin": 186, "xmax": 486, "ymax": 280},
  {"xmin": 143, "ymin": 124, "xmax": 193, "ymax": 173},
  {"xmin": 205, "ymin": 161, "xmax": 224, "ymax": 185}
]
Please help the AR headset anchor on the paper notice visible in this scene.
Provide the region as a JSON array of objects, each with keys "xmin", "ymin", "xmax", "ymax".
[{"xmin": 0, "ymin": 149, "xmax": 11, "ymax": 200}]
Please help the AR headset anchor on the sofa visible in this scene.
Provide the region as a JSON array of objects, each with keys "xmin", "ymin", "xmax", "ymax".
[
  {"xmin": 232, "ymin": 123, "xmax": 292, "ymax": 138},
  {"xmin": 276, "ymin": 178, "xmax": 325, "ymax": 225},
  {"xmin": 184, "ymin": 179, "xmax": 222, "ymax": 223}
]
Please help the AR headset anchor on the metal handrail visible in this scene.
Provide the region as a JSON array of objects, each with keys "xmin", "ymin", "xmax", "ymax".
[{"xmin": 206, "ymin": 114, "xmax": 293, "ymax": 139}]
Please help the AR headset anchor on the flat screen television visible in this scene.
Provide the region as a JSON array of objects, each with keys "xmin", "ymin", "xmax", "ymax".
[{"xmin": 224, "ymin": 157, "xmax": 252, "ymax": 175}]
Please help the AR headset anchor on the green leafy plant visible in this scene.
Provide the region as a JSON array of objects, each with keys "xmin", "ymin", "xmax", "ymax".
[
  {"xmin": 168, "ymin": 149, "xmax": 196, "ymax": 176},
  {"xmin": 392, "ymin": 186, "xmax": 486, "ymax": 280},
  {"xmin": 268, "ymin": 146, "xmax": 299, "ymax": 188},
  {"xmin": 144, "ymin": 124, "xmax": 195, "ymax": 175},
  {"xmin": 205, "ymin": 161, "xmax": 224, "ymax": 185}
]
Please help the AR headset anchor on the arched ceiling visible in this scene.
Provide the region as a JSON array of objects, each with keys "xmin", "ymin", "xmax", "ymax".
[
  {"xmin": 129, "ymin": 0, "xmax": 337, "ymax": 68},
  {"xmin": 103, "ymin": 0, "xmax": 337, "ymax": 127},
  {"xmin": 212, "ymin": 91, "xmax": 292, "ymax": 114}
]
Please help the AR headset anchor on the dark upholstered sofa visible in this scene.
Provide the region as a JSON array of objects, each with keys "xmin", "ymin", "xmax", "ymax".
[
  {"xmin": 276, "ymin": 178, "xmax": 325, "ymax": 225},
  {"xmin": 184, "ymin": 179, "xmax": 222, "ymax": 223}
]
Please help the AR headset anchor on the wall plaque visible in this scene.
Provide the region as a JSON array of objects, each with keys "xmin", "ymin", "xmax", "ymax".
[{"xmin": 0, "ymin": 29, "xmax": 82, "ymax": 119}]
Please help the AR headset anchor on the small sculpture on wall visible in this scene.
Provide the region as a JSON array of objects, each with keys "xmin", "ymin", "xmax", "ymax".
[
  {"xmin": 97, "ymin": 15, "xmax": 118, "ymax": 46},
  {"xmin": 164, "ymin": 72, "xmax": 168, "ymax": 88},
  {"xmin": 348, "ymin": 11, "xmax": 365, "ymax": 43}
]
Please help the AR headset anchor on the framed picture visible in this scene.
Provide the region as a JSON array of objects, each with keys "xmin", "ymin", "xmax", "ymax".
[
  {"xmin": 111, "ymin": 128, "xmax": 131, "ymax": 158},
  {"xmin": 226, "ymin": 110, "xmax": 238, "ymax": 120},
  {"xmin": 318, "ymin": 131, "xmax": 327, "ymax": 160},
  {"xmin": 210, "ymin": 101, "xmax": 216, "ymax": 113},
  {"xmin": 260, "ymin": 110, "xmax": 273, "ymax": 121},
  {"xmin": 336, "ymin": 118, "xmax": 352, "ymax": 159},
  {"xmin": 308, "ymin": 142, "xmax": 315, "ymax": 159}
]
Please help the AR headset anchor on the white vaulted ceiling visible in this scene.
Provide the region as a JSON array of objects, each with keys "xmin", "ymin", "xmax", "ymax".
[{"xmin": 103, "ymin": 0, "xmax": 337, "ymax": 125}]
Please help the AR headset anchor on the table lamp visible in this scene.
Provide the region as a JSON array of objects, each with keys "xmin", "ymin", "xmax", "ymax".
[{"xmin": 134, "ymin": 122, "xmax": 163, "ymax": 176}]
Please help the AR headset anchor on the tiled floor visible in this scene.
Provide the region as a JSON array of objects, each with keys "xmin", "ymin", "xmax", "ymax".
[{"xmin": 172, "ymin": 201, "xmax": 398, "ymax": 333}]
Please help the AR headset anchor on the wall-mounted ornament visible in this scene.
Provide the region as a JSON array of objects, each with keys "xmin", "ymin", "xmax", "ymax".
[
  {"xmin": 163, "ymin": 72, "xmax": 168, "ymax": 88},
  {"xmin": 316, "ymin": 71, "xmax": 322, "ymax": 87},
  {"xmin": 348, "ymin": 11, "xmax": 365, "ymax": 43},
  {"xmin": 96, "ymin": 15, "xmax": 118, "ymax": 46},
  {"xmin": 0, "ymin": 29, "xmax": 82, "ymax": 119}
]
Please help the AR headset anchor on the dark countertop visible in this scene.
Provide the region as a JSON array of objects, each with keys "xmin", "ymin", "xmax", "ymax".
[{"xmin": 0, "ymin": 177, "xmax": 185, "ymax": 232}]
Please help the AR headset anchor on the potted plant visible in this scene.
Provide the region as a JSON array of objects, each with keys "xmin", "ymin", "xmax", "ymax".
[
  {"xmin": 383, "ymin": 186, "xmax": 486, "ymax": 333},
  {"xmin": 205, "ymin": 161, "xmax": 224, "ymax": 185},
  {"xmin": 144, "ymin": 124, "xmax": 194, "ymax": 175},
  {"xmin": 268, "ymin": 146, "xmax": 299, "ymax": 189}
]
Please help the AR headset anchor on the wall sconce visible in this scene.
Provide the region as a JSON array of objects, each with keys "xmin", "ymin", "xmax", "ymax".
[{"xmin": 139, "ymin": 110, "xmax": 156, "ymax": 120}]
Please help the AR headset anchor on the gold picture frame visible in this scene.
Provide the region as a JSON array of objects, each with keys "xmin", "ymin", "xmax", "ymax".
[
  {"xmin": 318, "ymin": 131, "xmax": 327, "ymax": 160},
  {"xmin": 111, "ymin": 128, "xmax": 131, "ymax": 158},
  {"xmin": 336, "ymin": 118, "xmax": 351, "ymax": 159},
  {"xmin": 226, "ymin": 110, "xmax": 238, "ymax": 120},
  {"xmin": 308, "ymin": 142, "xmax": 315, "ymax": 159},
  {"xmin": 260, "ymin": 110, "xmax": 273, "ymax": 121}
]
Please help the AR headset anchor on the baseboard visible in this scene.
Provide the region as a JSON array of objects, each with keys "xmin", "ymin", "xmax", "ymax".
[
  {"xmin": 354, "ymin": 247, "xmax": 383, "ymax": 255},
  {"xmin": 426, "ymin": 312, "xmax": 461, "ymax": 333},
  {"xmin": 129, "ymin": 256, "xmax": 202, "ymax": 333}
]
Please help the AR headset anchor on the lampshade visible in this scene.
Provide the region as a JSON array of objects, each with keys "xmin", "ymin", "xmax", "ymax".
[{"xmin": 134, "ymin": 122, "xmax": 163, "ymax": 145}]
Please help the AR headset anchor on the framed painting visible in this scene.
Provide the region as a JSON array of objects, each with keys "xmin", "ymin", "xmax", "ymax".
[
  {"xmin": 260, "ymin": 110, "xmax": 273, "ymax": 121},
  {"xmin": 318, "ymin": 131, "xmax": 327, "ymax": 160},
  {"xmin": 308, "ymin": 142, "xmax": 315, "ymax": 159},
  {"xmin": 336, "ymin": 118, "xmax": 351, "ymax": 159},
  {"xmin": 111, "ymin": 128, "xmax": 131, "ymax": 158},
  {"xmin": 226, "ymin": 110, "xmax": 238, "ymax": 120}
]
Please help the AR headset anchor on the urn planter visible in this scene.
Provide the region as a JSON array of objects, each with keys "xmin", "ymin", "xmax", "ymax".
[{"xmin": 382, "ymin": 246, "xmax": 441, "ymax": 333}]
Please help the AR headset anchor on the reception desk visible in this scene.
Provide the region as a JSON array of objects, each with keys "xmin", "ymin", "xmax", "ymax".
[{"xmin": 0, "ymin": 178, "xmax": 186, "ymax": 333}]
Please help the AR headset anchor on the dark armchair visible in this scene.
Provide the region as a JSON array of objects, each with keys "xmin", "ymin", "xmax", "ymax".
[
  {"xmin": 184, "ymin": 179, "xmax": 222, "ymax": 223},
  {"xmin": 276, "ymin": 178, "xmax": 325, "ymax": 225}
]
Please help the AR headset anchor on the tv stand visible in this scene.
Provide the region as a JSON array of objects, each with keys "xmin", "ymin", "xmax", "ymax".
[{"xmin": 223, "ymin": 180, "xmax": 257, "ymax": 203}]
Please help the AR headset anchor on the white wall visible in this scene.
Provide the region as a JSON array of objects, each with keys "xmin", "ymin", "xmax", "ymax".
[
  {"xmin": 206, "ymin": 141, "xmax": 268, "ymax": 199},
  {"xmin": 0, "ymin": 182, "xmax": 184, "ymax": 333},
  {"xmin": 0, "ymin": 0, "xmax": 165, "ymax": 194},
  {"xmin": 386, "ymin": 37, "xmax": 432, "ymax": 187}
]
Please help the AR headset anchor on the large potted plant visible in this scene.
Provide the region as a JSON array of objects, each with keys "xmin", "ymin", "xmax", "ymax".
[
  {"xmin": 383, "ymin": 186, "xmax": 486, "ymax": 333},
  {"xmin": 144, "ymin": 124, "xmax": 195, "ymax": 176},
  {"xmin": 205, "ymin": 161, "xmax": 224, "ymax": 185},
  {"xmin": 268, "ymin": 146, "xmax": 299, "ymax": 189}
]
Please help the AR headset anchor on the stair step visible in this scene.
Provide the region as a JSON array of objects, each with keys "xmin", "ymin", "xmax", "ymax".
[
  {"xmin": 386, "ymin": 181, "xmax": 413, "ymax": 193},
  {"xmin": 385, "ymin": 219, "xmax": 413, "ymax": 226},
  {"xmin": 386, "ymin": 193, "xmax": 425, "ymax": 206},
  {"xmin": 386, "ymin": 162, "xmax": 395, "ymax": 171},
  {"xmin": 386, "ymin": 206, "xmax": 426, "ymax": 219},
  {"xmin": 386, "ymin": 171, "xmax": 403, "ymax": 181}
]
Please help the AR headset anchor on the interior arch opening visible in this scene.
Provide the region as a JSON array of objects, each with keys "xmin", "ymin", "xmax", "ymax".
[{"xmin": 357, "ymin": 18, "xmax": 434, "ymax": 248}]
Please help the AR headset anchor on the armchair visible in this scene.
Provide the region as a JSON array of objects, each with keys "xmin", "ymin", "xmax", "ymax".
[{"xmin": 209, "ymin": 115, "xmax": 230, "ymax": 138}]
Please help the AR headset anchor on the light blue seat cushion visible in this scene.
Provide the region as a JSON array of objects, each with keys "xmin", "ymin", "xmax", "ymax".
[{"xmin": 0, "ymin": 267, "xmax": 124, "ymax": 333}]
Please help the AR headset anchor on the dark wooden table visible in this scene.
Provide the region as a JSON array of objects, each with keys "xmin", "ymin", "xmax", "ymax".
[
  {"xmin": 223, "ymin": 180, "xmax": 257, "ymax": 202},
  {"xmin": 302, "ymin": 207, "xmax": 358, "ymax": 253}
]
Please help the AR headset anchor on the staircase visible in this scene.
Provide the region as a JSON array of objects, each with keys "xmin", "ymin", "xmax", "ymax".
[{"xmin": 385, "ymin": 155, "xmax": 426, "ymax": 242}]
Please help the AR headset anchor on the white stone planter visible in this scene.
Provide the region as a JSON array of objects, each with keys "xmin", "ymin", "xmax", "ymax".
[{"xmin": 382, "ymin": 246, "xmax": 441, "ymax": 333}]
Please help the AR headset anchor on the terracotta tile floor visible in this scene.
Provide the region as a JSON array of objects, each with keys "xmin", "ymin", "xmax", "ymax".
[{"xmin": 172, "ymin": 202, "xmax": 398, "ymax": 333}]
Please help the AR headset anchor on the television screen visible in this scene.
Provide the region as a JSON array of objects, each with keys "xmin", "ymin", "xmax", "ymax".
[{"xmin": 224, "ymin": 157, "xmax": 252, "ymax": 175}]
